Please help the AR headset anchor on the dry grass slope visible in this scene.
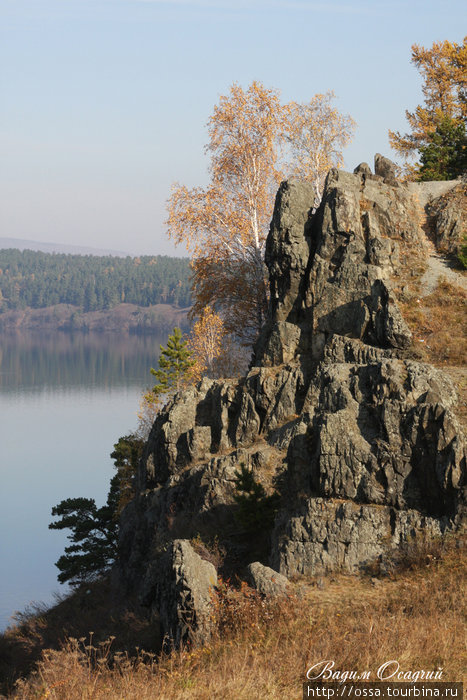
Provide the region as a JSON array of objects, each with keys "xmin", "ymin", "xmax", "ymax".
[
  {"xmin": 3, "ymin": 538, "xmax": 466, "ymax": 700},
  {"xmin": 400, "ymin": 279, "xmax": 467, "ymax": 368},
  {"xmin": 390, "ymin": 205, "xmax": 466, "ymax": 429}
]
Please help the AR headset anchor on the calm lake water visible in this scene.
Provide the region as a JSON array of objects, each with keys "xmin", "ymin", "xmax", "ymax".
[{"xmin": 0, "ymin": 330, "xmax": 165, "ymax": 631}]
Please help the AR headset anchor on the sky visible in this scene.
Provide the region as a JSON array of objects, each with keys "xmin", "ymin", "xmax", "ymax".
[{"xmin": 1, "ymin": 0, "xmax": 465, "ymax": 257}]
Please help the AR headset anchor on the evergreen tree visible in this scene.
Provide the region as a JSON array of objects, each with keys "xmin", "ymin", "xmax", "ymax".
[
  {"xmin": 49, "ymin": 488, "xmax": 118, "ymax": 586},
  {"xmin": 110, "ymin": 434, "xmax": 145, "ymax": 514},
  {"xmin": 150, "ymin": 327, "xmax": 195, "ymax": 399},
  {"xmin": 389, "ymin": 37, "xmax": 467, "ymax": 179},
  {"xmin": 0, "ymin": 250, "xmax": 191, "ymax": 312},
  {"xmin": 233, "ymin": 462, "xmax": 280, "ymax": 532},
  {"xmin": 417, "ymin": 117, "xmax": 467, "ymax": 181},
  {"xmin": 49, "ymin": 434, "xmax": 143, "ymax": 586}
]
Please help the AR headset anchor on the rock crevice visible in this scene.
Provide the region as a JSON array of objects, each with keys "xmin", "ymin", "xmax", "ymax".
[{"xmin": 118, "ymin": 159, "xmax": 466, "ymax": 646}]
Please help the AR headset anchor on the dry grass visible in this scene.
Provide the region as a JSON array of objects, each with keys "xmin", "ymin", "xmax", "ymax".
[
  {"xmin": 400, "ymin": 278, "xmax": 466, "ymax": 368},
  {"xmin": 400, "ymin": 277, "xmax": 466, "ymax": 432},
  {"xmin": 387, "ymin": 201, "xmax": 466, "ymax": 370},
  {"xmin": 0, "ymin": 580, "xmax": 156, "ymax": 695},
  {"xmin": 5, "ymin": 539, "xmax": 466, "ymax": 700},
  {"xmin": 442, "ymin": 367, "xmax": 467, "ymax": 428}
]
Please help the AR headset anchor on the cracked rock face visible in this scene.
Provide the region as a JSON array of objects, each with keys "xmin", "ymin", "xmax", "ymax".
[
  {"xmin": 254, "ymin": 168, "xmax": 424, "ymax": 367},
  {"xmin": 426, "ymin": 181, "xmax": 466, "ymax": 255},
  {"xmin": 141, "ymin": 539, "xmax": 217, "ymax": 648},
  {"xmin": 117, "ymin": 162, "xmax": 466, "ymax": 643}
]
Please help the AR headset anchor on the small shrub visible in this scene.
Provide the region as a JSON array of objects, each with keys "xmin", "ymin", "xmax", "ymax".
[
  {"xmin": 190, "ymin": 534, "xmax": 226, "ymax": 570},
  {"xmin": 233, "ymin": 463, "xmax": 280, "ymax": 532}
]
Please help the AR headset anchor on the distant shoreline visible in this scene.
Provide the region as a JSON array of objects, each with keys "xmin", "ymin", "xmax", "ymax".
[{"xmin": 0, "ymin": 302, "xmax": 190, "ymax": 334}]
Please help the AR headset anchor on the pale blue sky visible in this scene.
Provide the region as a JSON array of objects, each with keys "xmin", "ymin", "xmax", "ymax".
[{"xmin": 1, "ymin": 0, "xmax": 465, "ymax": 255}]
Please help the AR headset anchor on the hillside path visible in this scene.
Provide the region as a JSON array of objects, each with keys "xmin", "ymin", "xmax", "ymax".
[
  {"xmin": 420, "ymin": 240, "xmax": 467, "ymax": 296},
  {"xmin": 410, "ymin": 183, "xmax": 467, "ymax": 297}
]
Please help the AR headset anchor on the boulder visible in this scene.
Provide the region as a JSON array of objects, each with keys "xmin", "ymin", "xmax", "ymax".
[
  {"xmin": 374, "ymin": 153, "xmax": 398, "ymax": 184},
  {"xmin": 246, "ymin": 562, "xmax": 289, "ymax": 597},
  {"xmin": 426, "ymin": 182, "xmax": 466, "ymax": 255},
  {"xmin": 141, "ymin": 540, "xmax": 217, "ymax": 649},
  {"xmin": 271, "ymin": 498, "xmax": 452, "ymax": 577},
  {"xmin": 354, "ymin": 162, "xmax": 372, "ymax": 175}
]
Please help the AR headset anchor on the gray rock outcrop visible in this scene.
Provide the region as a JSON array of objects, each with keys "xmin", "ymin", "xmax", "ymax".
[
  {"xmin": 254, "ymin": 167, "xmax": 422, "ymax": 366},
  {"xmin": 354, "ymin": 162, "xmax": 372, "ymax": 176},
  {"xmin": 246, "ymin": 562, "xmax": 289, "ymax": 597},
  {"xmin": 426, "ymin": 181, "xmax": 466, "ymax": 255},
  {"xmin": 374, "ymin": 153, "xmax": 398, "ymax": 184},
  {"xmin": 117, "ymin": 161, "xmax": 466, "ymax": 645},
  {"xmin": 141, "ymin": 539, "xmax": 217, "ymax": 648}
]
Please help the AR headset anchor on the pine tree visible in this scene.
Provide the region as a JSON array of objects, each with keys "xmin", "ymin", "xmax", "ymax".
[
  {"xmin": 150, "ymin": 327, "xmax": 195, "ymax": 399},
  {"xmin": 49, "ymin": 434, "xmax": 144, "ymax": 586},
  {"xmin": 49, "ymin": 489, "xmax": 118, "ymax": 586},
  {"xmin": 137, "ymin": 328, "xmax": 196, "ymax": 439},
  {"xmin": 233, "ymin": 462, "xmax": 280, "ymax": 532},
  {"xmin": 110, "ymin": 434, "xmax": 145, "ymax": 514},
  {"xmin": 417, "ymin": 117, "xmax": 467, "ymax": 181}
]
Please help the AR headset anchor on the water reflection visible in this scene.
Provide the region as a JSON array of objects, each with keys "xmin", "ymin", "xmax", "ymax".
[
  {"xmin": 0, "ymin": 330, "xmax": 166, "ymax": 392},
  {"xmin": 0, "ymin": 329, "xmax": 169, "ymax": 629}
]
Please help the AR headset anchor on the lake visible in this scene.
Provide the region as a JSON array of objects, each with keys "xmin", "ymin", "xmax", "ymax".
[{"xmin": 0, "ymin": 330, "xmax": 166, "ymax": 631}]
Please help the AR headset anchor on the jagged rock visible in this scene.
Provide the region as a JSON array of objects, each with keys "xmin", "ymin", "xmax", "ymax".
[
  {"xmin": 246, "ymin": 562, "xmax": 289, "ymax": 597},
  {"xmin": 256, "ymin": 168, "xmax": 417, "ymax": 366},
  {"xmin": 354, "ymin": 163, "xmax": 372, "ymax": 175},
  {"xmin": 141, "ymin": 363, "xmax": 307, "ymax": 493},
  {"xmin": 266, "ymin": 179, "xmax": 315, "ymax": 322},
  {"xmin": 143, "ymin": 377, "xmax": 240, "ymax": 488},
  {"xmin": 298, "ymin": 356, "xmax": 462, "ymax": 503},
  {"xmin": 141, "ymin": 539, "xmax": 217, "ymax": 648},
  {"xmin": 322, "ymin": 335, "xmax": 393, "ymax": 364},
  {"xmin": 271, "ymin": 498, "xmax": 453, "ymax": 577},
  {"xmin": 426, "ymin": 182, "xmax": 466, "ymax": 255},
  {"xmin": 117, "ymin": 162, "xmax": 466, "ymax": 641},
  {"xmin": 255, "ymin": 180, "xmax": 315, "ymax": 365},
  {"xmin": 374, "ymin": 153, "xmax": 398, "ymax": 184}
]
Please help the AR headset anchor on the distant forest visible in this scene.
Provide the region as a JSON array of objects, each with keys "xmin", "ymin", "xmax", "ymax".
[{"xmin": 0, "ymin": 249, "xmax": 192, "ymax": 312}]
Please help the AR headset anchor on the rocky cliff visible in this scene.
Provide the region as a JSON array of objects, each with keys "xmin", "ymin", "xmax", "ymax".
[{"xmin": 117, "ymin": 157, "xmax": 466, "ymax": 646}]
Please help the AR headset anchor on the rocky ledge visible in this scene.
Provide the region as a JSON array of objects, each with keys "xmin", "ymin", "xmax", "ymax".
[{"xmin": 117, "ymin": 156, "xmax": 466, "ymax": 646}]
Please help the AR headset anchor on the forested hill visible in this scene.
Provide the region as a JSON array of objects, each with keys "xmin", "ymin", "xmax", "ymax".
[{"xmin": 0, "ymin": 249, "xmax": 191, "ymax": 312}]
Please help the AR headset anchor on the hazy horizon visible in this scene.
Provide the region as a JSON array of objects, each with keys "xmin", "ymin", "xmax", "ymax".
[
  {"xmin": 0, "ymin": 235, "xmax": 190, "ymax": 258},
  {"xmin": 1, "ymin": 0, "xmax": 465, "ymax": 256}
]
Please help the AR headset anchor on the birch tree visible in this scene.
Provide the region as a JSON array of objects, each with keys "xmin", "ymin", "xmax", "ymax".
[
  {"xmin": 167, "ymin": 81, "xmax": 286, "ymax": 343},
  {"xmin": 284, "ymin": 92, "xmax": 356, "ymax": 208},
  {"xmin": 167, "ymin": 82, "xmax": 355, "ymax": 345},
  {"xmin": 187, "ymin": 305, "xmax": 224, "ymax": 381}
]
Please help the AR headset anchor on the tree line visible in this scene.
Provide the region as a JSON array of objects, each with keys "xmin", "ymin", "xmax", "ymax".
[{"xmin": 0, "ymin": 249, "xmax": 191, "ymax": 312}]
